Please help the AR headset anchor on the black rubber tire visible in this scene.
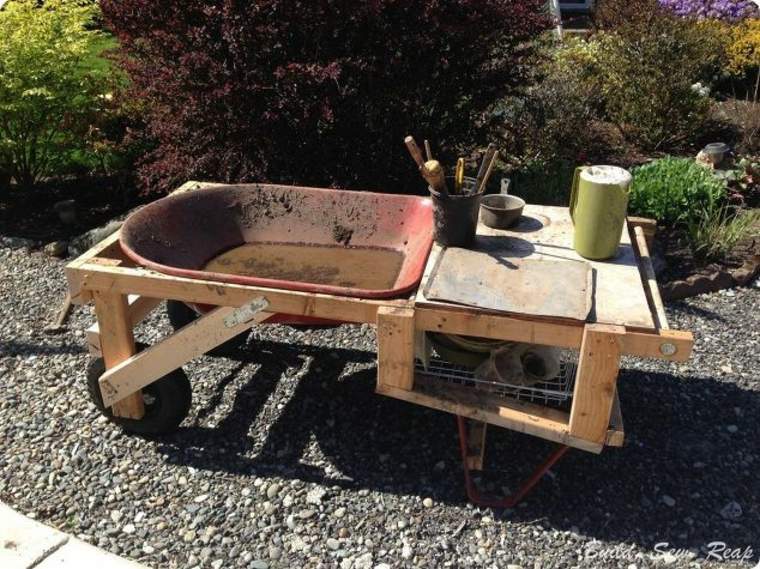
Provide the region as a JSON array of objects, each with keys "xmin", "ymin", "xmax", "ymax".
[
  {"xmin": 166, "ymin": 300, "xmax": 249, "ymax": 356},
  {"xmin": 87, "ymin": 349, "xmax": 192, "ymax": 436}
]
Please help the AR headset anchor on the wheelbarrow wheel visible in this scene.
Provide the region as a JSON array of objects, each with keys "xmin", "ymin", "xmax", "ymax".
[
  {"xmin": 165, "ymin": 300, "xmax": 248, "ymax": 356},
  {"xmin": 86, "ymin": 349, "xmax": 192, "ymax": 436}
]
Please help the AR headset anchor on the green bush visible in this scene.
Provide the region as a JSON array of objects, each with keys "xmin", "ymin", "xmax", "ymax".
[
  {"xmin": 508, "ymin": 158, "xmax": 576, "ymax": 206},
  {"xmin": 494, "ymin": 37, "xmax": 604, "ymax": 164},
  {"xmin": 630, "ymin": 157, "xmax": 726, "ymax": 224},
  {"xmin": 589, "ymin": 0, "xmax": 727, "ymax": 151},
  {"xmin": 686, "ymin": 203, "xmax": 760, "ymax": 262},
  {"xmin": 0, "ymin": 0, "xmax": 115, "ymax": 189},
  {"xmin": 594, "ymin": 27, "xmax": 715, "ymax": 150}
]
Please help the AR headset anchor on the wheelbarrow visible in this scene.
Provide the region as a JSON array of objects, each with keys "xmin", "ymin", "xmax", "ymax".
[{"xmin": 66, "ymin": 181, "xmax": 694, "ymax": 507}]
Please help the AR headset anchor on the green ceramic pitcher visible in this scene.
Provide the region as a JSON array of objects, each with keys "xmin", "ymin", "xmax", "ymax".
[{"xmin": 570, "ymin": 165, "xmax": 632, "ymax": 260}]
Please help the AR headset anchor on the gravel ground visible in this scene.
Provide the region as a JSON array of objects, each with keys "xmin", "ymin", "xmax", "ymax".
[{"xmin": 1, "ymin": 242, "xmax": 758, "ymax": 569}]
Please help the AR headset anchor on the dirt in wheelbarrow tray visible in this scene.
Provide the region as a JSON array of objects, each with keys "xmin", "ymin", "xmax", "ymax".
[{"xmin": 0, "ymin": 244, "xmax": 759, "ymax": 568}]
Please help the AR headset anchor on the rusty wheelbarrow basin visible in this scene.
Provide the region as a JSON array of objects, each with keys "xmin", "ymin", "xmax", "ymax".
[{"xmin": 120, "ymin": 184, "xmax": 434, "ymax": 298}]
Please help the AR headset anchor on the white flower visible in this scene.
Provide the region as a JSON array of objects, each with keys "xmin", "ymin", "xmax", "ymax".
[{"xmin": 691, "ymin": 82, "xmax": 710, "ymax": 97}]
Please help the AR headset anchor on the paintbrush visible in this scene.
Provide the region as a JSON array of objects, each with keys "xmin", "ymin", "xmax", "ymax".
[
  {"xmin": 474, "ymin": 143, "xmax": 496, "ymax": 194},
  {"xmin": 423, "ymin": 160, "xmax": 449, "ymax": 196},
  {"xmin": 476, "ymin": 150, "xmax": 499, "ymax": 195},
  {"xmin": 405, "ymin": 135, "xmax": 449, "ymax": 195}
]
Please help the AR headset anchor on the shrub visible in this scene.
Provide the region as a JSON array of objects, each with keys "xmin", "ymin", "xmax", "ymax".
[
  {"xmin": 101, "ymin": 0, "xmax": 550, "ymax": 194},
  {"xmin": 494, "ymin": 37, "xmax": 604, "ymax": 164},
  {"xmin": 0, "ymin": 0, "xmax": 114, "ymax": 189},
  {"xmin": 686, "ymin": 203, "xmax": 760, "ymax": 261},
  {"xmin": 630, "ymin": 157, "xmax": 726, "ymax": 224},
  {"xmin": 593, "ymin": 22, "xmax": 718, "ymax": 150},
  {"xmin": 725, "ymin": 18, "xmax": 760, "ymax": 101},
  {"xmin": 508, "ymin": 158, "xmax": 576, "ymax": 206}
]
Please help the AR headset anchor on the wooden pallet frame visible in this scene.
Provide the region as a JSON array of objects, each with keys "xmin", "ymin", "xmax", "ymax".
[{"xmin": 66, "ymin": 184, "xmax": 692, "ymax": 455}]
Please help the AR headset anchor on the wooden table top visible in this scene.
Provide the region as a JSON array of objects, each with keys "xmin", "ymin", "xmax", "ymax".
[{"xmin": 416, "ymin": 204, "xmax": 656, "ymax": 331}]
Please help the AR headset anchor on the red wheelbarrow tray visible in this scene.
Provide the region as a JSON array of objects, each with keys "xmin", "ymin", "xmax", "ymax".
[{"xmin": 119, "ymin": 183, "xmax": 435, "ymax": 300}]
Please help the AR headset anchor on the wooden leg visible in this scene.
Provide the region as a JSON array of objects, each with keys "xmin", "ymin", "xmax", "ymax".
[
  {"xmin": 376, "ymin": 306, "xmax": 415, "ymax": 391},
  {"xmin": 568, "ymin": 324, "xmax": 624, "ymax": 444},
  {"xmin": 93, "ymin": 291, "xmax": 145, "ymax": 420},
  {"xmin": 465, "ymin": 420, "xmax": 488, "ymax": 471}
]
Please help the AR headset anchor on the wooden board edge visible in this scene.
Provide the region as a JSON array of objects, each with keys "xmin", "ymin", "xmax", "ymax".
[
  {"xmin": 376, "ymin": 383, "xmax": 603, "ymax": 454},
  {"xmin": 76, "ymin": 263, "xmax": 411, "ymax": 324},
  {"xmin": 605, "ymin": 389, "xmax": 625, "ymax": 447}
]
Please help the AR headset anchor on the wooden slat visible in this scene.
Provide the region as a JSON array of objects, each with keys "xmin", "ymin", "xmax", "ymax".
[
  {"xmin": 628, "ymin": 216, "xmax": 657, "ymax": 250},
  {"xmin": 99, "ymin": 300, "xmax": 271, "ymax": 407},
  {"xmin": 376, "ymin": 306, "xmax": 416, "ymax": 390},
  {"xmin": 66, "ymin": 231, "xmax": 123, "ymax": 304},
  {"xmin": 633, "ymin": 225, "xmax": 669, "ymax": 330},
  {"xmin": 569, "ymin": 324, "xmax": 624, "ymax": 444},
  {"xmin": 87, "ymin": 295, "xmax": 164, "ymax": 357},
  {"xmin": 378, "ymin": 381, "xmax": 603, "ymax": 454},
  {"xmin": 621, "ymin": 329, "xmax": 692, "ymax": 361},
  {"xmin": 93, "ymin": 291, "xmax": 145, "ymax": 419},
  {"xmin": 74, "ymin": 263, "xmax": 407, "ymax": 324},
  {"xmin": 415, "ymin": 306, "xmax": 584, "ymax": 349},
  {"xmin": 606, "ymin": 389, "xmax": 624, "ymax": 447}
]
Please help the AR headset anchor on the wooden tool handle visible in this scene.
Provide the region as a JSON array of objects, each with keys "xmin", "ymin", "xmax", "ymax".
[
  {"xmin": 475, "ymin": 143, "xmax": 496, "ymax": 192},
  {"xmin": 477, "ymin": 150, "xmax": 499, "ymax": 194},
  {"xmin": 423, "ymin": 160, "xmax": 449, "ymax": 195},
  {"xmin": 405, "ymin": 136, "xmax": 426, "ymax": 169},
  {"xmin": 455, "ymin": 158, "xmax": 465, "ymax": 194},
  {"xmin": 424, "ymin": 140, "xmax": 434, "ymax": 161}
]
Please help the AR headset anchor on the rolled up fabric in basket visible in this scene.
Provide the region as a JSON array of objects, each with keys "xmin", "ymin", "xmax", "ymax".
[{"xmin": 475, "ymin": 343, "xmax": 562, "ymax": 387}]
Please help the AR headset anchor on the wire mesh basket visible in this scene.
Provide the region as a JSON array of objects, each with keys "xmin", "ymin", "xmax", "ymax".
[{"xmin": 414, "ymin": 353, "xmax": 577, "ymax": 408}]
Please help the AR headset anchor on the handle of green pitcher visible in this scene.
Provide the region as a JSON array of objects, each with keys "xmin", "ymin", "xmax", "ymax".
[{"xmin": 570, "ymin": 166, "xmax": 583, "ymax": 223}]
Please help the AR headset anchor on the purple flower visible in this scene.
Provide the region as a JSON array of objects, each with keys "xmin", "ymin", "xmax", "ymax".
[{"xmin": 658, "ymin": 0, "xmax": 759, "ymax": 21}]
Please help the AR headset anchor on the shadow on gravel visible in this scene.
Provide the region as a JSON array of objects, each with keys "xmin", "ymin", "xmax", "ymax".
[
  {"xmin": 1, "ymin": 339, "xmax": 87, "ymax": 357},
  {"xmin": 667, "ymin": 301, "xmax": 728, "ymax": 323},
  {"xmin": 156, "ymin": 340, "xmax": 759, "ymax": 554}
]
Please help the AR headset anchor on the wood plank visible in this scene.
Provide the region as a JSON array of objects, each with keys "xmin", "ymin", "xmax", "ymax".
[
  {"xmin": 377, "ymin": 381, "xmax": 603, "ymax": 453},
  {"xmin": 92, "ymin": 291, "xmax": 145, "ymax": 419},
  {"xmin": 628, "ymin": 216, "xmax": 657, "ymax": 250},
  {"xmin": 415, "ymin": 306, "xmax": 584, "ymax": 349},
  {"xmin": 376, "ymin": 306, "xmax": 416, "ymax": 390},
  {"xmin": 569, "ymin": 324, "xmax": 624, "ymax": 444},
  {"xmin": 621, "ymin": 329, "xmax": 693, "ymax": 361},
  {"xmin": 86, "ymin": 295, "xmax": 164, "ymax": 357},
  {"xmin": 74, "ymin": 263, "xmax": 408, "ymax": 324},
  {"xmin": 416, "ymin": 305, "xmax": 691, "ymax": 361},
  {"xmin": 633, "ymin": 226, "xmax": 669, "ymax": 330},
  {"xmin": 66, "ymin": 231, "xmax": 123, "ymax": 304},
  {"xmin": 99, "ymin": 299, "xmax": 271, "ymax": 407},
  {"xmin": 606, "ymin": 389, "xmax": 624, "ymax": 447}
]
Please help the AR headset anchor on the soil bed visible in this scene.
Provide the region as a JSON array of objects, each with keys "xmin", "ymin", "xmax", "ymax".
[
  {"xmin": 656, "ymin": 226, "xmax": 760, "ymax": 300},
  {"xmin": 0, "ymin": 175, "xmax": 146, "ymax": 243}
]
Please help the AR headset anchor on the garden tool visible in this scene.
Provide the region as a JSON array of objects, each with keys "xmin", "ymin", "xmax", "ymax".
[{"xmin": 455, "ymin": 157, "xmax": 465, "ymax": 194}]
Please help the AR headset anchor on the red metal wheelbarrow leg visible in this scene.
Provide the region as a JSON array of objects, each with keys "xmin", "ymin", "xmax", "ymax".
[{"xmin": 456, "ymin": 415, "xmax": 570, "ymax": 509}]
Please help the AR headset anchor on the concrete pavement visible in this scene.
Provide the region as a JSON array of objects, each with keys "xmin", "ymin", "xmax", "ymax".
[{"xmin": 1, "ymin": 503, "xmax": 149, "ymax": 569}]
